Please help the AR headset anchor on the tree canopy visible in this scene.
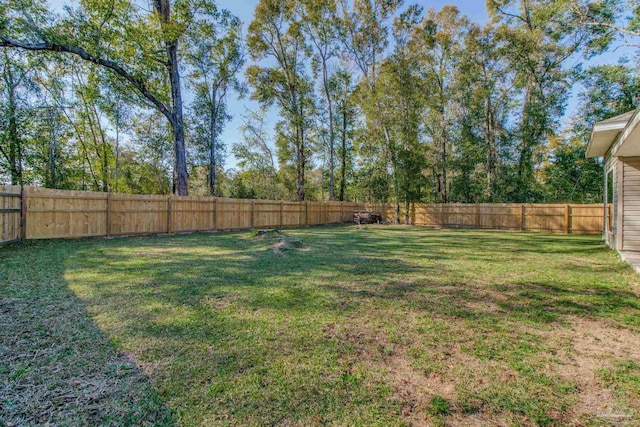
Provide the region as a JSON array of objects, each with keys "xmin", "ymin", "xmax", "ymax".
[{"xmin": 1, "ymin": 0, "xmax": 638, "ymax": 205}]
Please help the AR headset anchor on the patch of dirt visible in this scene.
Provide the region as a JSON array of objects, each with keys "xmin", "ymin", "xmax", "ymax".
[
  {"xmin": 254, "ymin": 229, "xmax": 309, "ymax": 254},
  {"xmin": 271, "ymin": 238, "xmax": 307, "ymax": 254},
  {"xmin": 343, "ymin": 330, "xmax": 434, "ymax": 423},
  {"xmin": 323, "ymin": 320, "xmax": 509, "ymax": 426},
  {"xmin": 542, "ymin": 317, "xmax": 640, "ymax": 425}
]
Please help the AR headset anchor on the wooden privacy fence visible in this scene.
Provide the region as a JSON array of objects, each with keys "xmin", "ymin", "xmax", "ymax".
[
  {"xmin": 0, "ymin": 185, "xmax": 22, "ymax": 244},
  {"xmin": 0, "ymin": 185, "xmax": 606, "ymax": 244},
  {"xmin": 365, "ymin": 203, "xmax": 605, "ymax": 235},
  {"xmin": 3, "ymin": 186, "xmax": 361, "ymax": 241}
]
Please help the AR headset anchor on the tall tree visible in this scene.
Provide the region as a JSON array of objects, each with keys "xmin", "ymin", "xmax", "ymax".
[
  {"xmin": 233, "ymin": 108, "xmax": 283, "ymax": 200},
  {"xmin": 331, "ymin": 67, "xmax": 357, "ymax": 201},
  {"xmin": 542, "ymin": 63, "xmax": 640, "ymax": 203},
  {"xmin": 378, "ymin": 5, "xmax": 428, "ymax": 222},
  {"xmin": 0, "ymin": 50, "xmax": 41, "ymax": 184},
  {"xmin": 0, "ymin": 0, "xmax": 228, "ymax": 195},
  {"xmin": 413, "ymin": 6, "xmax": 468, "ymax": 203},
  {"xmin": 454, "ymin": 23, "xmax": 517, "ymax": 201},
  {"xmin": 487, "ymin": 0, "xmax": 600, "ymax": 201},
  {"xmin": 247, "ymin": 0, "xmax": 313, "ymax": 201},
  {"xmin": 342, "ymin": 0, "xmax": 403, "ymax": 219},
  {"xmin": 185, "ymin": 4, "xmax": 245, "ymax": 196},
  {"xmin": 302, "ymin": 0, "xmax": 341, "ymax": 200}
]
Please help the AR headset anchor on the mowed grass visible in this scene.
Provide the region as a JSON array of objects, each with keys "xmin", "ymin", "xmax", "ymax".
[{"xmin": 2, "ymin": 225, "xmax": 640, "ymax": 426}]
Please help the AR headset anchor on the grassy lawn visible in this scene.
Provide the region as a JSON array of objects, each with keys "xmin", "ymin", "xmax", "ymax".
[{"xmin": 2, "ymin": 225, "xmax": 640, "ymax": 426}]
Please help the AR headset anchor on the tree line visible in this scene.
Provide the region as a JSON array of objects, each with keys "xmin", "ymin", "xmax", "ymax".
[{"xmin": 1, "ymin": 0, "xmax": 639, "ymax": 221}]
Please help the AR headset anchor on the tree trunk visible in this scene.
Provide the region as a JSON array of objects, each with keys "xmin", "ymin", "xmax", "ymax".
[
  {"xmin": 48, "ymin": 110, "xmax": 58, "ymax": 188},
  {"xmin": 440, "ymin": 115, "xmax": 448, "ymax": 204},
  {"xmin": 518, "ymin": 80, "xmax": 535, "ymax": 202},
  {"xmin": 339, "ymin": 103, "xmax": 347, "ymax": 202},
  {"xmin": 404, "ymin": 200, "xmax": 410, "ymax": 225},
  {"xmin": 115, "ymin": 117, "xmax": 120, "ymax": 193},
  {"xmin": 442, "ymin": 143, "xmax": 447, "ymax": 203},
  {"xmin": 155, "ymin": 0, "xmax": 188, "ymax": 196},
  {"xmin": 7, "ymin": 87, "xmax": 21, "ymax": 185},
  {"xmin": 166, "ymin": 43, "xmax": 188, "ymax": 196},
  {"xmin": 382, "ymin": 124, "xmax": 399, "ymax": 224},
  {"xmin": 322, "ymin": 61, "xmax": 335, "ymax": 201},
  {"xmin": 297, "ymin": 120, "xmax": 305, "ymax": 201},
  {"xmin": 485, "ymin": 93, "xmax": 497, "ymax": 201},
  {"xmin": 209, "ymin": 107, "xmax": 217, "ymax": 196},
  {"xmin": 3, "ymin": 63, "xmax": 22, "ymax": 185}
]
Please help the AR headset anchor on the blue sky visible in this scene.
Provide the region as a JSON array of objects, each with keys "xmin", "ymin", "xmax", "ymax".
[{"xmin": 47, "ymin": 0, "xmax": 630, "ymax": 170}]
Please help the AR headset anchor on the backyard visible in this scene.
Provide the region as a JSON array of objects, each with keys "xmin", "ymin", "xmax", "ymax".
[{"xmin": 1, "ymin": 225, "xmax": 640, "ymax": 426}]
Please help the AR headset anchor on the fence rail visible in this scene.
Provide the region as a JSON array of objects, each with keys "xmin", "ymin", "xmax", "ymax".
[{"xmin": 0, "ymin": 185, "xmax": 606, "ymax": 244}]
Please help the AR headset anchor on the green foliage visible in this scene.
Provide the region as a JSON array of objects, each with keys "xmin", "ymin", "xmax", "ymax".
[
  {"xmin": 184, "ymin": 2, "xmax": 245, "ymax": 195},
  {"xmin": 542, "ymin": 140, "xmax": 603, "ymax": 203},
  {"xmin": 574, "ymin": 64, "xmax": 640, "ymax": 136},
  {"xmin": 247, "ymin": 0, "xmax": 315, "ymax": 201},
  {"xmin": 1, "ymin": 0, "xmax": 638, "ymax": 204},
  {"xmin": 428, "ymin": 396, "xmax": 452, "ymax": 416}
]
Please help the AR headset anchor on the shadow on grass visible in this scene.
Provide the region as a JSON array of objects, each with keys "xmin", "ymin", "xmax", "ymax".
[
  {"xmin": 1, "ymin": 226, "xmax": 638, "ymax": 425},
  {"xmin": 0, "ymin": 240, "xmax": 175, "ymax": 427},
  {"xmin": 60, "ymin": 226, "xmax": 639, "ymax": 346},
  {"xmin": 60, "ymin": 226, "xmax": 639, "ymax": 335}
]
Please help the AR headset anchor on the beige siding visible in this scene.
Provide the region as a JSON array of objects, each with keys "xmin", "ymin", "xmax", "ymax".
[
  {"xmin": 604, "ymin": 156, "xmax": 618, "ymax": 249},
  {"xmin": 617, "ymin": 158, "xmax": 623, "ymax": 250},
  {"xmin": 623, "ymin": 157, "xmax": 640, "ymax": 251}
]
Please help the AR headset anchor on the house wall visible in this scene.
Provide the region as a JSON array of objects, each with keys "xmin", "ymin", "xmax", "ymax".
[
  {"xmin": 604, "ymin": 155, "xmax": 619, "ymax": 250},
  {"xmin": 622, "ymin": 157, "xmax": 640, "ymax": 251}
]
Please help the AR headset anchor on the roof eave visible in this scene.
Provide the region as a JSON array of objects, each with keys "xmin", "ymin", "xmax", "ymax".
[
  {"xmin": 611, "ymin": 107, "xmax": 640, "ymax": 158},
  {"xmin": 586, "ymin": 108, "xmax": 639, "ymax": 158}
]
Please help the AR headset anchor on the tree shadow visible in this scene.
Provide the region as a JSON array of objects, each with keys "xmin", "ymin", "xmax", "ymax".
[{"xmin": 0, "ymin": 240, "xmax": 175, "ymax": 427}]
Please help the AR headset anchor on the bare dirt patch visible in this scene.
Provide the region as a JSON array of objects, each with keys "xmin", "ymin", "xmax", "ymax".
[
  {"xmin": 323, "ymin": 320, "xmax": 504, "ymax": 426},
  {"xmin": 542, "ymin": 317, "xmax": 640, "ymax": 425},
  {"xmin": 271, "ymin": 238, "xmax": 307, "ymax": 254},
  {"xmin": 254, "ymin": 229, "xmax": 308, "ymax": 254}
]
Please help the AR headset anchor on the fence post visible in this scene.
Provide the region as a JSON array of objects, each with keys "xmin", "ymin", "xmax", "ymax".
[
  {"xmin": 475, "ymin": 204, "xmax": 481, "ymax": 229},
  {"xmin": 325, "ymin": 202, "xmax": 329, "ymax": 224},
  {"xmin": 167, "ymin": 195, "xmax": 172, "ymax": 233},
  {"xmin": 566, "ymin": 204, "xmax": 571, "ymax": 234},
  {"xmin": 106, "ymin": 192, "xmax": 111, "ymax": 237},
  {"xmin": 520, "ymin": 205, "xmax": 525, "ymax": 231},
  {"xmin": 305, "ymin": 201, "xmax": 309, "ymax": 226},
  {"xmin": 280, "ymin": 201, "xmax": 284, "ymax": 228},
  {"xmin": 298, "ymin": 203, "xmax": 302, "ymax": 227},
  {"xmin": 410, "ymin": 203, "xmax": 416, "ymax": 225},
  {"xmin": 251, "ymin": 200, "xmax": 255, "ymax": 229},
  {"xmin": 213, "ymin": 198, "xmax": 218, "ymax": 230},
  {"xmin": 20, "ymin": 186, "xmax": 28, "ymax": 240}
]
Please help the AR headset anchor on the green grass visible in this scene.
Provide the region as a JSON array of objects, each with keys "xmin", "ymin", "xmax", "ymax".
[{"xmin": 2, "ymin": 225, "xmax": 640, "ymax": 426}]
